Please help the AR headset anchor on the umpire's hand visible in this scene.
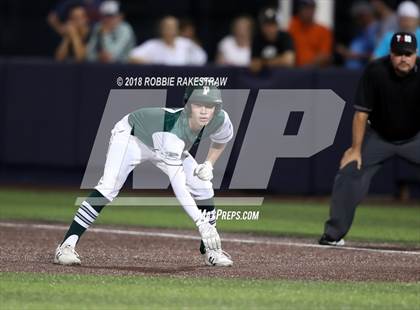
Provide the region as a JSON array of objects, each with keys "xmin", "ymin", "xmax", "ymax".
[{"xmin": 340, "ymin": 147, "xmax": 362, "ymax": 170}]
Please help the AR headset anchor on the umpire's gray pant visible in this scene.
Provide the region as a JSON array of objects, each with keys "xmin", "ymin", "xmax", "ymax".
[{"xmin": 324, "ymin": 127, "xmax": 420, "ymax": 240}]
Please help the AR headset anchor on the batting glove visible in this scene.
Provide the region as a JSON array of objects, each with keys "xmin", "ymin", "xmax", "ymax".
[
  {"xmin": 194, "ymin": 161, "xmax": 213, "ymax": 181},
  {"xmin": 196, "ymin": 216, "xmax": 221, "ymax": 250}
]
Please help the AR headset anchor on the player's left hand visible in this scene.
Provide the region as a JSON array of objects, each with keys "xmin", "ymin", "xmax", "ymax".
[
  {"xmin": 194, "ymin": 161, "xmax": 213, "ymax": 181},
  {"xmin": 196, "ymin": 217, "xmax": 221, "ymax": 250}
]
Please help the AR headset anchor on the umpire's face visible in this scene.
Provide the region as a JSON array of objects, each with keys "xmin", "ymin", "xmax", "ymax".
[{"xmin": 390, "ymin": 51, "xmax": 417, "ymax": 76}]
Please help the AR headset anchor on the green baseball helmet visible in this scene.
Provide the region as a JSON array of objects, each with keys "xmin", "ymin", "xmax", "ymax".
[{"xmin": 183, "ymin": 85, "xmax": 223, "ymax": 106}]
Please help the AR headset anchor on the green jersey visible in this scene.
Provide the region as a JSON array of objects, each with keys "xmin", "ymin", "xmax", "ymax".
[{"xmin": 128, "ymin": 107, "xmax": 233, "ymax": 150}]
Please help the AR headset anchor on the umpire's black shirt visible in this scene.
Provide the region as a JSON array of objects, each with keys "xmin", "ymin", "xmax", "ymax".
[{"xmin": 354, "ymin": 56, "xmax": 420, "ymax": 142}]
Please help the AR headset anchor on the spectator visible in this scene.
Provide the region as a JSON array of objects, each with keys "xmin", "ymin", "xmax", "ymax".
[
  {"xmin": 47, "ymin": 0, "xmax": 102, "ymax": 36},
  {"xmin": 336, "ymin": 2, "xmax": 378, "ymax": 69},
  {"xmin": 179, "ymin": 18, "xmax": 201, "ymax": 46},
  {"xmin": 250, "ymin": 7, "xmax": 295, "ymax": 72},
  {"xmin": 288, "ymin": 0, "xmax": 333, "ymax": 67},
  {"xmin": 369, "ymin": 0, "xmax": 398, "ymax": 43},
  {"xmin": 373, "ymin": 1, "xmax": 420, "ymax": 58},
  {"xmin": 86, "ymin": 0, "xmax": 136, "ymax": 63},
  {"xmin": 129, "ymin": 16, "xmax": 207, "ymax": 65},
  {"xmin": 216, "ymin": 16, "xmax": 253, "ymax": 66},
  {"xmin": 55, "ymin": 5, "xmax": 90, "ymax": 62}
]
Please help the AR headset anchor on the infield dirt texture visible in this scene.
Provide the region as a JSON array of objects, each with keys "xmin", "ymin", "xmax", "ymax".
[{"xmin": 1, "ymin": 221, "xmax": 419, "ymax": 282}]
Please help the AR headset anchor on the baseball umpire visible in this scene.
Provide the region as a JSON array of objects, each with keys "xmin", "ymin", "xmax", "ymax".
[
  {"xmin": 54, "ymin": 85, "xmax": 234, "ymax": 266},
  {"xmin": 319, "ymin": 32, "xmax": 420, "ymax": 245}
]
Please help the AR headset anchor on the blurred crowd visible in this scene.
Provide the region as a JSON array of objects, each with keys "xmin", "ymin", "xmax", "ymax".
[{"xmin": 47, "ymin": 0, "xmax": 420, "ymax": 70}]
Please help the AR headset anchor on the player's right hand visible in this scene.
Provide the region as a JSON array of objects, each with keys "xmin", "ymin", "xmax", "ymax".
[
  {"xmin": 196, "ymin": 217, "xmax": 221, "ymax": 250},
  {"xmin": 340, "ymin": 147, "xmax": 362, "ymax": 170},
  {"xmin": 194, "ymin": 161, "xmax": 213, "ymax": 181}
]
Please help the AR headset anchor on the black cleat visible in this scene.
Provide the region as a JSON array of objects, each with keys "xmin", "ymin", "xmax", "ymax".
[{"xmin": 318, "ymin": 234, "xmax": 345, "ymax": 246}]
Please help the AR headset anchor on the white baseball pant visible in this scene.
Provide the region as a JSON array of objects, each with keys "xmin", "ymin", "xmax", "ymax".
[{"xmin": 95, "ymin": 115, "xmax": 214, "ymax": 222}]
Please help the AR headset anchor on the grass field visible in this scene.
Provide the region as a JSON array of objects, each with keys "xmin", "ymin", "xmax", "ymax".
[
  {"xmin": 0, "ymin": 189, "xmax": 419, "ymax": 244},
  {"xmin": 0, "ymin": 189, "xmax": 419, "ymax": 309},
  {"xmin": 1, "ymin": 273, "xmax": 419, "ymax": 310}
]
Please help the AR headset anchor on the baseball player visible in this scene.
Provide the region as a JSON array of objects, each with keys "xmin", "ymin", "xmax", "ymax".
[
  {"xmin": 319, "ymin": 32, "xmax": 420, "ymax": 246},
  {"xmin": 54, "ymin": 85, "xmax": 234, "ymax": 267}
]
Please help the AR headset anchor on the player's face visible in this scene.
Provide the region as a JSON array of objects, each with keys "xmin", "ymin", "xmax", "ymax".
[
  {"xmin": 189, "ymin": 103, "xmax": 216, "ymax": 129},
  {"xmin": 390, "ymin": 51, "xmax": 417, "ymax": 75}
]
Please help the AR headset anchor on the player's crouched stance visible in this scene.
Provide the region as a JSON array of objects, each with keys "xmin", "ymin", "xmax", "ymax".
[{"xmin": 54, "ymin": 86, "xmax": 233, "ymax": 267}]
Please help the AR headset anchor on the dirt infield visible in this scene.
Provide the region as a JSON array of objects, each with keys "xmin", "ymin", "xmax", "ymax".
[{"xmin": 1, "ymin": 221, "xmax": 419, "ymax": 282}]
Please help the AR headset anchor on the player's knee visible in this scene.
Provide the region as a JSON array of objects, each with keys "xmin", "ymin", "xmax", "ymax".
[{"xmin": 188, "ymin": 178, "xmax": 214, "ymax": 200}]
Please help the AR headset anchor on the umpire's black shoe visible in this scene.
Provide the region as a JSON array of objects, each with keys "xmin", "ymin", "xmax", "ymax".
[{"xmin": 318, "ymin": 234, "xmax": 345, "ymax": 246}]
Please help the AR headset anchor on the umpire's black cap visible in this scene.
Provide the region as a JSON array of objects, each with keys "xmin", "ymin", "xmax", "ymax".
[{"xmin": 390, "ymin": 32, "xmax": 417, "ymax": 54}]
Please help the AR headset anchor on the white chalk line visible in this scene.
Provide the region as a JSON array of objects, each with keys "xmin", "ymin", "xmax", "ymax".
[{"xmin": 1, "ymin": 222, "xmax": 419, "ymax": 256}]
